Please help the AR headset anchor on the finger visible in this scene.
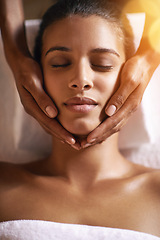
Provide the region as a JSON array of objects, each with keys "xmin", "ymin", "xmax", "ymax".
[
  {"xmin": 105, "ymin": 76, "xmax": 140, "ymax": 117},
  {"xmin": 80, "ymin": 139, "xmax": 88, "ymax": 148},
  {"xmin": 87, "ymin": 86, "xmax": 143, "ymax": 144},
  {"xmin": 13, "ymin": 57, "xmax": 57, "ymax": 118},
  {"xmin": 71, "ymin": 142, "xmax": 82, "ymax": 150},
  {"xmin": 41, "ymin": 120, "xmax": 81, "ymax": 150},
  {"xmin": 38, "ymin": 115, "xmax": 76, "ymax": 145},
  {"xmin": 22, "ymin": 91, "xmax": 76, "ymax": 145},
  {"xmin": 23, "ymin": 78, "xmax": 58, "ymax": 118},
  {"xmin": 41, "ymin": 121, "xmax": 81, "ymax": 150},
  {"xmin": 87, "ymin": 108, "xmax": 129, "ymax": 145}
]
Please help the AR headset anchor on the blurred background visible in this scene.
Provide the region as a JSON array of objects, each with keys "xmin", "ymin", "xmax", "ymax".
[{"xmin": 23, "ymin": 0, "xmax": 56, "ymax": 19}]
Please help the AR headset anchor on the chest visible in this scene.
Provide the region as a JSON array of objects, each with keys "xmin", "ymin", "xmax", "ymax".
[{"xmin": 0, "ymin": 179, "xmax": 159, "ymax": 236}]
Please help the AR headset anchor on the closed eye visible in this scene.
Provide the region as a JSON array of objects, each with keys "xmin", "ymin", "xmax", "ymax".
[
  {"xmin": 92, "ymin": 64, "xmax": 113, "ymax": 71},
  {"xmin": 51, "ymin": 63, "xmax": 71, "ymax": 68}
]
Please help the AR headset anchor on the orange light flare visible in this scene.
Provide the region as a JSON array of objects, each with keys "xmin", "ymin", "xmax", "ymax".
[
  {"xmin": 148, "ymin": 18, "xmax": 160, "ymax": 54},
  {"xmin": 121, "ymin": 0, "xmax": 160, "ymax": 53}
]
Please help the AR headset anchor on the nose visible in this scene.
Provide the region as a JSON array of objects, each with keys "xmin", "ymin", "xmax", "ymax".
[{"xmin": 68, "ymin": 60, "xmax": 94, "ymax": 91}]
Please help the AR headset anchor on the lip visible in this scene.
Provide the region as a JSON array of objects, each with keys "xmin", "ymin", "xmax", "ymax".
[
  {"xmin": 65, "ymin": 97, "xmax": 97, "ymax": 105},
  {"xmin": 64, "ymin": 97, "xmax": 98, "ymax": 113}
]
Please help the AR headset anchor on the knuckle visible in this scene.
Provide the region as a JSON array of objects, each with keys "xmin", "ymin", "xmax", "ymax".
[
  {"xmin": 112, "ymin": 120, "xmax": 124, "ymax": 133},
  {"xmin": 131, "ymin": 104, "xmax": 138, "ymax": 114},
  {"xmin": 23, "ymin": 76, "xmax": 41, "ymax": 92},
  {"xmin": 115, "ymin": 95, "xmax": 124, "ymax": 106},
  {"xmin": 113, "ymin": 125, "xmax": 121, "ymax": 133},
  {"xmin": 19, "ymin": 96, "xmax": 29, "ymax": 112},
  {"xmin": 110, "ymin": 117, "xmax": 122, "ymax": 133},
  {"xmin": 110, "ymin": 117, "xmax": 119, "ymax": 130},
  {"xmin": 129, "ymin": 76, "xmax": 139, "ymax": 87},
  {"xmin": 23, "ymin": 77, "xmax": 34, "ymax": 91},
  {"xmin": 23, "ymin": 103, "xmax": 32, "ymax": 115},
  {"xmin": 21, "ymin": 98, "xmax": 35, "ymax": 115},
  {"xmin": 18, "ymin": 94, "xmax": 32, "ymax": 114},
  {"xmin": 130, "ymin": 98, "xmax": 141, "ymax": 114},
  {"xmin": 133, "ymin": 103, "xmax": 138, "ymax": 112}
]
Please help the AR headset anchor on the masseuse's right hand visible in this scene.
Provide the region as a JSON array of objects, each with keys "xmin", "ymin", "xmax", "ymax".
[
  {"xmin": 12, "ymin": 54, "xmax": 76, "ymax": 147},
  {"xmin": 0, "ymin": 0, "xmax": 79, "ymax": 149}
]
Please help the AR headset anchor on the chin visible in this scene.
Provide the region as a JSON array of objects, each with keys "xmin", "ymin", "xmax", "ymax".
[{"xmin": 59, "ymin": 117, "xmax": 100, "ymax": 136}]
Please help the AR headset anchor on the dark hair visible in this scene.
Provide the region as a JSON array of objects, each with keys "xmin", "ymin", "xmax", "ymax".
[{"xmin": 34, "ymin": 0, "xmax": 134, "ymax": 64}]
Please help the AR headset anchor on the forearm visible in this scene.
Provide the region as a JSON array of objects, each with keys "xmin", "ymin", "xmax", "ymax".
[
  {"xmin": 136, "ymin": 7, "xmax": 160, "ymax": 68},
  {"xmin": 136, "ymin": 38, "xmax": 160, "ymax": 73},
  {"xmin": 0, "ymin": 0, "xmax": 31, "ymax": 68},
  {"xmin": 118, "ymin": 0, "xmax": 160, "ymax": 66}
]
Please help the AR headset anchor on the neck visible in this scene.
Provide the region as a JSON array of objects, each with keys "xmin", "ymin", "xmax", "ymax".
[{"xmin": 45, "ymin": 133, "xmax": 129, "ymax": 190}]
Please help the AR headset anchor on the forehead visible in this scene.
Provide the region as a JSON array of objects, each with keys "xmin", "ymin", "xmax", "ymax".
[{"xmin": 42, "ymin": 15, "xmax": 125, "ymax": 57}]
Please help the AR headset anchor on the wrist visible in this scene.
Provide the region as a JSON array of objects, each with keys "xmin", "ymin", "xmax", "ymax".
[
  {"xmin": 4, "ymin": 46, "xmax": 33, "ymax": 76},
  {"xmin": 136, "ymin": 37, "xmax": 160, "ymax": 68},
  {"xmin": 4, "ymin": 39, "xmax": 31, "ymax": 59},
  {"xmin": 1, "ymin": 20, "xmax": 32, "ymax": 66}
]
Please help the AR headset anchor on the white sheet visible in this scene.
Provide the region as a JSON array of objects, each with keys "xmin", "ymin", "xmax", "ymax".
[{"xmin": 0, "ymin": 220, "xmax": 159, "ymax": 240}]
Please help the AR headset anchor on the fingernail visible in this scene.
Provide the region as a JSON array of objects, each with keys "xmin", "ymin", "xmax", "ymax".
[
  {"xmin": 82, "ymin": 143, "xmax": 92, "ymax": 148},
  {"xmin": 71, "ymin": 145, "xmax": 81, "ymax": 150},
  {"xmin": 46, "ymin": 106, "xmax": 57, "ymax": 118},
  {"xmin": 66, "ymin": 138, "xmax": 76, "ymax": 145},
  {"xmin": 106, "ymin": 105, "xmax": 116, "ymax": 116},
  {"xmin": 88, "ymin": 138, "xmax": 96, "ymax": 144}
]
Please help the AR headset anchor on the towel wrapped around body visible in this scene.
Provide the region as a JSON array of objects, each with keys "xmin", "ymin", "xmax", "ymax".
[{"xmin": 0, "ymin": 220, "xmax": 159, "ymax": 240}]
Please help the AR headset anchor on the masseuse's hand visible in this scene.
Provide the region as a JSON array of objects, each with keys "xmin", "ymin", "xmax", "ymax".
[
  {"xmin": 0, "ymin": 0, "xmax": 78, "ymax": 149},
  {"xmin": 82, "ymin": 50, "xmax": 160, "ymax": 148},
  {"xmin": 12, "ymin": 55, "xmax": 76, "ymax": 147}
]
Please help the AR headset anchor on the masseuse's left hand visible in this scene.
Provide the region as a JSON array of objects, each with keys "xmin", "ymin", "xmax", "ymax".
[{"xmin": 81, "ymin": 49, "xmax": 160, "ymax": 148}]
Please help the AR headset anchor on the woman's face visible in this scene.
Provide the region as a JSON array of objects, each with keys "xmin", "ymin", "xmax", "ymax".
[{"xmin": 41, "ymin": 15, "xmax": 125, "ymax": 136}]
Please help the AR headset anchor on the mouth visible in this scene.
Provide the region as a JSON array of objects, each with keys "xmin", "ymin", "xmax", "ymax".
[{"xmin": 64, "ymin": 97, "xmax": 98, "ymax": 113}]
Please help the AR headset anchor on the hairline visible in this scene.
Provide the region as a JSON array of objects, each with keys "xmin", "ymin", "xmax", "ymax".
[{"xmin": 41, "ymin": 14, "xmax": 125, "ymax": 59}]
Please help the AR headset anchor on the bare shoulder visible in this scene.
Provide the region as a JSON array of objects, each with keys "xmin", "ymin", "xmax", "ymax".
[
  {"xmin": 0, "ymin": 161, "xmax": 31, "ymax": 188},
  {"xmin": 0, "ymin": 161, "xmax": 23, "ymax": 174},
  {"xmin": 132, "ymin": 162, "xmax": 160, "ymax": 195},
  {"xmin": 145, "ymin": 167, "xmax": 160, "ymax": 189},
  {"xmin": 0, "ymin": 161, "xmax": 19, "ymax": 177}
]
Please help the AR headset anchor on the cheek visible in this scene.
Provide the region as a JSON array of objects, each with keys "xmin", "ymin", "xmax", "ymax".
[
  {"xmin": 44, "ymin": 78, "xmax": 56, "ymax": 97},
  {"xmin": 43, "ymin": 71, "xmax": 63, "ymax": 104},
  {"xmin": 96, "ymin": 71, "xmax": 120, "ymax": 104}
]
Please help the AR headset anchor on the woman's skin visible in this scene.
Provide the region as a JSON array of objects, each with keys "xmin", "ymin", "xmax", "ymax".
[
  {"xmin": 0, "ymin": 0, "xmax": 160, "ymax": 149},
  {"xmin": 42, "ymin": 15, "xmax": 125, "ymax": 138},
  {"xmin": 0, "ymin": 15, "xmax": 160, "ymax": 237}
]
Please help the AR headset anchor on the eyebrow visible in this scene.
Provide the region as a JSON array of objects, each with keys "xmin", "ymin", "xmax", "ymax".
[
  {"xmin": 45, "ymin": 46, "xmax": 71, "ymax": 56},
  {"xmin": 91, "ymin": 48, "xmax": 120, "ymax": 57},
  {"xmin": 45, "ymin": 46, "xmax": 120, "ymax": 57}
]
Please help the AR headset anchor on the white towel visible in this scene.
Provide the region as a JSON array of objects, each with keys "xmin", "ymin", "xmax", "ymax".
[{"xmin": 0, "ymin": 220, "xmax": 159, "ymax": 240}]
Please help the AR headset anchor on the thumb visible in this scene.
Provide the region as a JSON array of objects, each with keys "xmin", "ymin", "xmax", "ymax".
[{"xmin": 105, "ymin": 84, "xmax": 130, "ymax": 117}]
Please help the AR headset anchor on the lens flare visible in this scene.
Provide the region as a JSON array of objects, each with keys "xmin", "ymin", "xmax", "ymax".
[
  {"xmin": 122, "ymin": 0, "xmax": 160, "ymax": 16},
  {"xmin": 122, "ymin": 0, "xmax": 160, "ymax": 52},
  {"xmin": 148, "ymin": 18, "xmax": 160, "ymax": 53},
  {"xmin": 122, "ymin": 0, "xmax": 143, "ymax": 14},
  {"xmin": 121, "ymin": 0, "xmax": 143, "ymax": 37},
  {"xmin": 139, "ymin": 0, "xmax": 160, "ymax": 18}
]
